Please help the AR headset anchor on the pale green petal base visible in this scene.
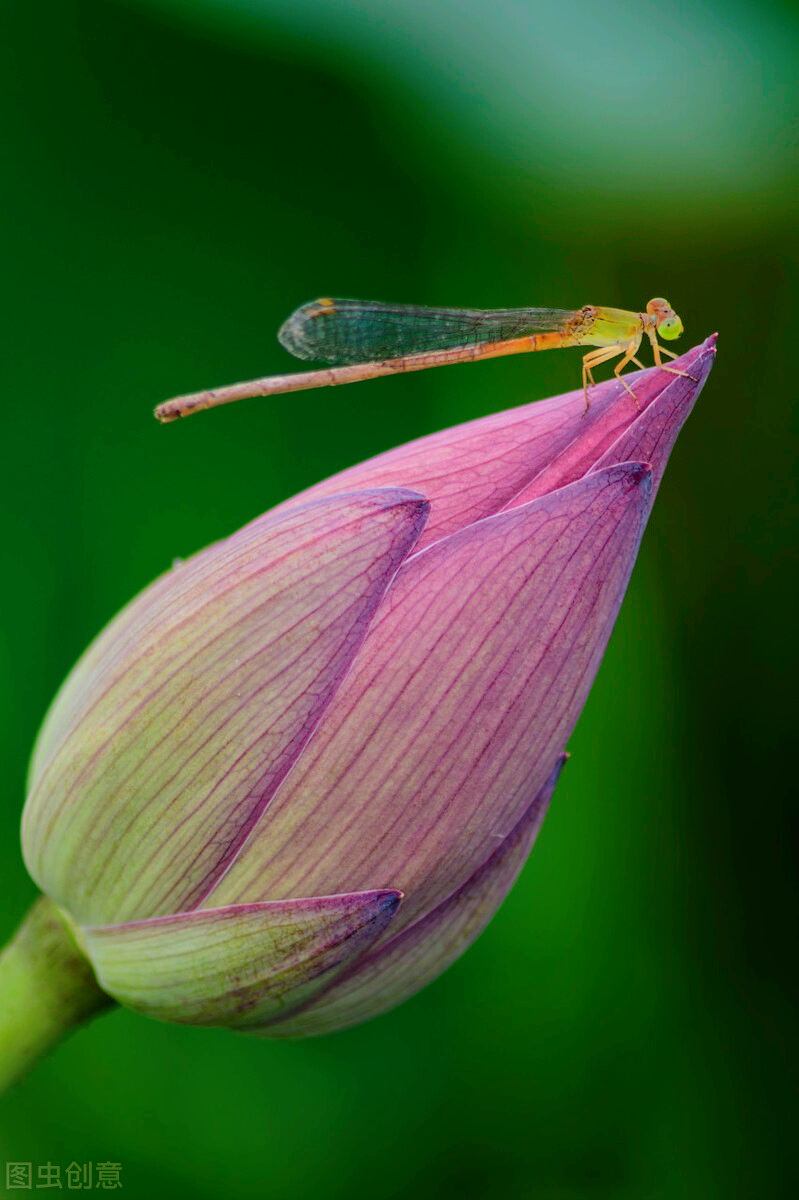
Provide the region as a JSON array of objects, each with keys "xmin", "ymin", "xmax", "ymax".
[
  {"xmin": 83, "ymin": 890, "xmax": 402, "ymax": 1028},
  {"xmin": 0, "ymin": 896, "xmax": 113, "ymax": 1095}
]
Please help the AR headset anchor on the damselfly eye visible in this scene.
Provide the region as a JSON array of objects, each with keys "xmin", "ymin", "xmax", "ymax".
[{"xmin": 659, "ymin": 316, "xmax": 683, "ymax": 340}]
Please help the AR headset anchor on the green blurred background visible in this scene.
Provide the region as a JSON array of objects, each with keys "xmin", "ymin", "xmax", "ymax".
[{"xmin": 1, "ymin": 0, "xmax": 796, "ymax": 1196}]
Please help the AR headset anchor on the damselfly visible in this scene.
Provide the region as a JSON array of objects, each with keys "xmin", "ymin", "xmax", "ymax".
[{"xmin": 155, "ymin": 296, "xmax": 689, "ymax": 423}]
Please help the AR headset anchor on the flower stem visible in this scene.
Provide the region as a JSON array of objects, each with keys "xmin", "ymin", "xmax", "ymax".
[{"xmin": 0, "ymin": 895, "xmax": 114, "ymax": 1094}]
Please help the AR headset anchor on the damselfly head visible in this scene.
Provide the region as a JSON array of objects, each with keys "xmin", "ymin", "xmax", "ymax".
[{"xmin": 646, "ymin": 297, "xmax": 683, "ymax": 340}]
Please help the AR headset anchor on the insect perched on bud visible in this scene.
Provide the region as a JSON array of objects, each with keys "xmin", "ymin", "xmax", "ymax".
[{"xmin": 0, "ymin": 336, "xmax": 715, "ymax": 1092}]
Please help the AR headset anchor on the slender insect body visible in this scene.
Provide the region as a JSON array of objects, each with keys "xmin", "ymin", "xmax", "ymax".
[{"xmin": 155, "ymin": 296, "xmax": 691, "ymax": 423}]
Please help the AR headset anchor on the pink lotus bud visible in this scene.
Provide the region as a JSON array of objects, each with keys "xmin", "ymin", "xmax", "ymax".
[{"xmin": 20, "ymin": 339, "xmax": 715, "ymax": 1037}]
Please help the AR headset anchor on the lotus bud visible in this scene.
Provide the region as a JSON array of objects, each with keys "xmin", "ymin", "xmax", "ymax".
[{"xmin": 0, "ymin": 338, "xmax": 715, "ymax": 1087}]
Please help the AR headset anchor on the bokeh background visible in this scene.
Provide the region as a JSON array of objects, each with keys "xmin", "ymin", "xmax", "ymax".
[{"xmin": 1, "ymin": 1, "xmax": 796, "ymax": 1196}]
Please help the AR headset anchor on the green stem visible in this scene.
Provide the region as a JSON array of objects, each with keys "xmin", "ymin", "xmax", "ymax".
[{"xmin": 0, "ymin": 895, "xmax": 114, "ymax": 1094}]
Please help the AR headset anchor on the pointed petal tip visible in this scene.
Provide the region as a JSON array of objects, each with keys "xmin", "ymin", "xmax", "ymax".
[
  {"xmin": 551, "ymin": 751, "xmax": 569, "ymax": 778},
  {"xmin": 355, "ymin": 888, "xmax": 403, "ymax": 916},
  {"xmin": 598, "ymin": 460, "xmax": 653, "ymax": 503},
  {"xmin": 358, "ymin": 486, "xmax": 431, "ymax": 538},
  {"xmin": 345, "ymin": 486, "xmax": 430, "ymax": 512},
  {"xmin": 283, "ymin": 485, "xmax": 431, "ymax": 536},
  {"xmin": 677, "ymin": 335, "xmax": 717, "ymax": 380},
  {"xmin": 621, "ymin": 461, "xmax": 653, "ymax": 491},
  {"xmin": 696, "ymin": 334, "xmax": 717, "ymax": 362},
  {"xmin": 537, "ymin": 752, "xmax": 568, "ymax": 802},
  {"xmin": 374, "ymin": 486, "xmax": 430, "ymax": 506},
  {"xmin": 376, "ymin": 889, "xmax": 403, "ymax": 914},
  {"xmin": 82, "ymin": 889, "xmax": 405, "ymax": 1029}
]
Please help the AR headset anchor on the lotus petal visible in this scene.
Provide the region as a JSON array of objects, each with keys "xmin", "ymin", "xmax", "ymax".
[
  {"xmin": 82, "ymin": 890, "xmax": 402, "ymax": 1027},
  {"xmin": 212, "ymin": 463, "xmax": 652, "ymax": 931},
  {"xmin": 24, "ymin": 490, "xmax": 428, "ymax": 925},
  {"xmin": 275, "ymin": 340, "xmax": 714, "ymax": 549},
  {"xmin": 263, "ymin": 756, "xmax": 566, "ymax": 1037}
]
